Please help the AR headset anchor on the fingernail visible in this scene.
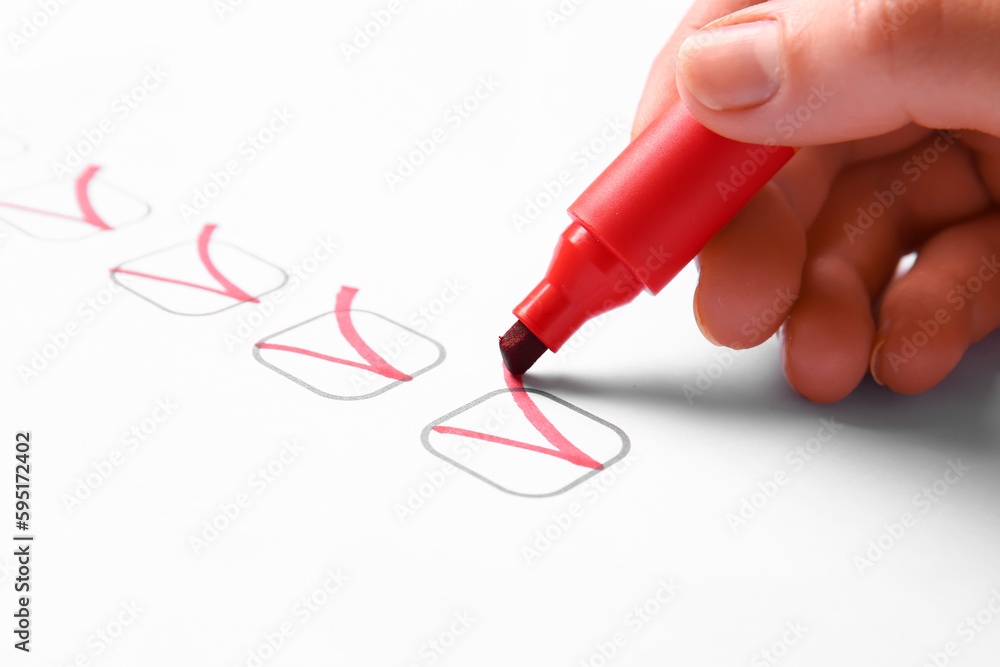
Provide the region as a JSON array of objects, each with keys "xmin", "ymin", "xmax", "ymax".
[
  {"xmin": 678, "ymin": 20, "xmax": 783, "ymax": 111},
  {"xmin": 693, "ymin": 287, "xmax": 722, "ymax": 346},
  {"xmin": 869, "ymin": 339, "xmax": 885, "ymax": 386}
]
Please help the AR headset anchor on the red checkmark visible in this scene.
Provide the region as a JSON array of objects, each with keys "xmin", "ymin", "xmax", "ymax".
[
  {"xmin": 110, "ymin": 223, "xmax": 259, "ymax": 304},
  {"xmin": 0, "ymin": 164, "xmax": 111, "ymax": 231},
  {"xmin": 431, "ymin": 366, "xmax": 603, "ymax": 470},
  {"xmin": 255, "ymin": 286, "xmax": 412, "ymax": 382}
]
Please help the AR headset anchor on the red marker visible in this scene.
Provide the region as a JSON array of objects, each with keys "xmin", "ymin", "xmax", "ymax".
[{"xmin": 499, "ymin": 102, "xmax": 796, "ymax": 375}]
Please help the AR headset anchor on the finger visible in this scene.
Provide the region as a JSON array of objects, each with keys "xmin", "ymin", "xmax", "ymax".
[
  {"xmin": 871, "ymin": 213, "xmax": 1000, "ymax": 394},
  {"xmin": 633, "ymin": 0, "xmax": 767, "ymax": 139},
  {"xmin": 692, "ymin": 144, "xmax": 845, "ymax": 349},
  {"xmin": 781, "ymin": 134, "xmax": 991, "ymax": 402},
  {"xmin": 780, "ymin": 186, "xmax": 900, "ymax": 404},
  {"xmin": 693, "ymin": 180, "xmax": 805, "ymax": 349},
  {"xmin": 674, "ymin": 0, "xmax": 1000, "ymax": 145},
  {"xmin": 960, "ymin": 130, "xmax": 1000, "ymax": 202},
  {"xmin": 690, "ymin": 131, "xmax": 932, "ymax": 350},
  {"xmin": 690, "ymin": 127, "xmax": 947, "ymax": 349}
]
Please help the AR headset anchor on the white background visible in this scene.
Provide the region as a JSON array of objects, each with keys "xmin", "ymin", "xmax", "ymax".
[{"xmin": 2, "ymin": 0, "xmax": 1000, "ymax": 665}]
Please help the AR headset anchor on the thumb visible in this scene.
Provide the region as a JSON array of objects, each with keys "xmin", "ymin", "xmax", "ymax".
[{"xmin": 674, "ymin": 0, "xmax": 1000, "ymax": 145}]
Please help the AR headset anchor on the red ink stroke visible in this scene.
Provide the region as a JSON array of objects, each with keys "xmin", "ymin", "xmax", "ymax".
[
  {"xmin": 432, "ymin": 365, "xmax": 603, "ymax": 470},
  {"xmin": 0, "ymin": 164, "xmax": 111, "ymax": 231},
  {"xmin": 111, "ymin": 223, "xmax": 259, "ymax": 303},
  {"xmin": 256, "ymin": 286, "xmax": 412, "ymax": 382},
  {"xmin": 74, "ymin": 165, "xmax": 111, "ymax": 230}
]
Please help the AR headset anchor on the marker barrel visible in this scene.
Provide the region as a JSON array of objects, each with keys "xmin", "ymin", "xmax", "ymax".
[{"xmin": 514, "ymin": 103, "xmax": 796, "ymax": 352}]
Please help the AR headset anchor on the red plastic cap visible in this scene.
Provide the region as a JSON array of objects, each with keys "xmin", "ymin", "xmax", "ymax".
[
  {"xmin": 514, "ymin": 102, "xmax": 796, "ymax": 353},
  {"xmin": 570, "ymin": 103, "xmax": 795, "ymax": 294},
  {"xmin": 514, "ymin": 222, "xmax": 643, "ymax": 352}
]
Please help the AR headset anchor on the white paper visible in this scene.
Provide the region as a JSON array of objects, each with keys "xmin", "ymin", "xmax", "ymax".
[{"xmin": 2, "ymin": 1, "xmax": 1000, "ymax": 665}]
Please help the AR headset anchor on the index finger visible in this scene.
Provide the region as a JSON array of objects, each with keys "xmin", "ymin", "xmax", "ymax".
[{"xmin": 633, "ymin": 0, "xmax": 768, "ymax": 139}]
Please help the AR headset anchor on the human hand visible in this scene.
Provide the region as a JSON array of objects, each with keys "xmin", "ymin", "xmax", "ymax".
[{"xmin": 634, "ymin": 0, "xmax": 1000, "ymax": 402}]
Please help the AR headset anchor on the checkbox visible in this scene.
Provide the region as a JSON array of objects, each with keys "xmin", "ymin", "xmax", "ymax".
[
  {"xmin": 254, "ymin": 287, "xmax": 445, "ymax": 400},
  {"xmin": 111, "ymin": 223, "xmax": 287, "ymax": 316},
  {"xmin": 422, "ymin": 372, "xmax": 630, "ymax": 497},
  {"xmin": 0, "ymin": 165, "xmax": 148, "ymax": 241}
]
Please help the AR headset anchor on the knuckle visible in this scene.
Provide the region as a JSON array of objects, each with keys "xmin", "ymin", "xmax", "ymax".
[{"xmin": 851, "ymin": 0, "xmax": 945, "ymax": 61}]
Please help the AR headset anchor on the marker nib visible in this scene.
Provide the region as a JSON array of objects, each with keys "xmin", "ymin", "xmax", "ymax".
[{"xmin": 499, "ymin": 320, "xmax": 548, "ymax": 376}]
